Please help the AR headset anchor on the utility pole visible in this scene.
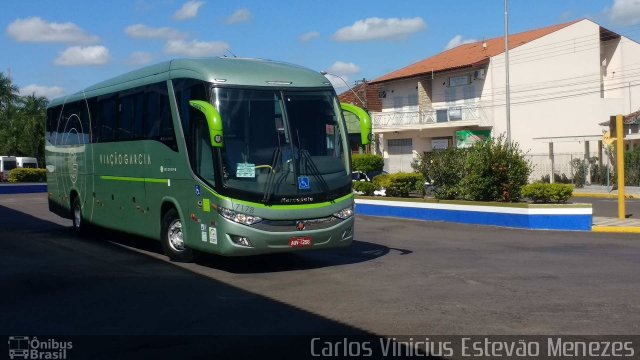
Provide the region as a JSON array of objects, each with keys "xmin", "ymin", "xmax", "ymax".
[{"xmin": 504, "ymin": 0, "xmax": 512, "ymax": 144}]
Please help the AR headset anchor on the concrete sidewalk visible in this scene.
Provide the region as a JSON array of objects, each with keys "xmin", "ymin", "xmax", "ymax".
[
  {"xmin": 592, "ymin": 216, "xmax": 640, "ymax": 233},
  {"xmin": 574, "ymin": 185, "xmax": 640, "ymax": 199}
]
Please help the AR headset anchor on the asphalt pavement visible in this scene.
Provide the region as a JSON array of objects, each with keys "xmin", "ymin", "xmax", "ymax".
[{"xmin": 1, "ymin": 194, "xmax": 639, "ymax": 358}]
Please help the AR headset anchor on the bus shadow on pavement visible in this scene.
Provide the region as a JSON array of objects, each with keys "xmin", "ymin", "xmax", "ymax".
[
  {"xmin": 87, "ymin": 225, "xmax": 392, "ymax": 273},
  {"xmin": 193, "ymin": 240, "xmax": 392, "ymax": 274},
  {"xmin": 1, "ymin": 203, "xmax": 441, "ymax": 360}
]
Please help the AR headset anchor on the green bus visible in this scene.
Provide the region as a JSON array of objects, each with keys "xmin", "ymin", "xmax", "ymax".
[{"xmin": 45, "ymin": 58, "xmax": 371, "ymax": 262}]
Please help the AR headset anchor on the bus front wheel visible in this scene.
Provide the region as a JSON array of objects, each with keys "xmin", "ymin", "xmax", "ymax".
[{"xmin": 161, "ymin": 208, "xmax": 194, "ymax": 262}]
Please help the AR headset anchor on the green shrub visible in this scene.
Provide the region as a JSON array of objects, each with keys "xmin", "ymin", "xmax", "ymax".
[
  {"xmin": 351, "ymin": 154, "xmax": 384, "ymax": 173},
  {"xmin": 372, "ymin": 173, "xmax": 391, "ymax": 190},
  {"xmin": 412, "ymin": 148, "xmax": 464, "ymax": 200},
  {"xmin": 353, "ymin": 181, "xmax": 376, "ymax": 196},
  {"xmin": 384, "ymin": 172, "xmax": 424, "ymax": 198},
  {"xmin": 570, "ymin": 159, "xmax": 587, "ymax": 188},
  {"xmin": 412, "ymin": 135, "xmax": 531, "ymax": 202},
  {"xmin": 8, "ymin": 168, "xmax": 47, "ymax": 183},
  {"xmin": 521, "ymin": 183, "xmax": 573, "ymax": 203}
]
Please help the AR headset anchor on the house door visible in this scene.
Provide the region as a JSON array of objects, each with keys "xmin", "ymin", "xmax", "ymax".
[{"xmin": 386, "ymin": 138, "xmax": 413, "ymax": 173}]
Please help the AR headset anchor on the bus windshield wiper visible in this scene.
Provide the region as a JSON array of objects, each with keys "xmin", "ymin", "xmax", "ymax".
[
  {"xmin": 262, "ymin": 147, "xmax": 281, "ymax": 204},
  {"xmin": 300, "ymin": 149, "xmax": 330, "ymax": 195}
]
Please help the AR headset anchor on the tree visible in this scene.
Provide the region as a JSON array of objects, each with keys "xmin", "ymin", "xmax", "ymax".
[
  {"xmin": 17, "ymin": 94, "xmax": 48, "ymax": 165},
  {"xmin": 0, "ymin": 72, "xmax": 49, "ymax": 166}
]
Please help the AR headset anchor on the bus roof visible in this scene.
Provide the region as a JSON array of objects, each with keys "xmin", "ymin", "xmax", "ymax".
[{"xmin": 49, "ymin": 57, "xmax": 333, "ymax": 107}]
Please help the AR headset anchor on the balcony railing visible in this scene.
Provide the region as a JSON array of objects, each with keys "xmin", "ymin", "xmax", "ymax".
[{"xmin": 371, "ymin": 105, "xmax": 491, "ymax": 129}]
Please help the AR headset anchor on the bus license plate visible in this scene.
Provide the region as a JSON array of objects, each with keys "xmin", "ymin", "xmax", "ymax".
[{"xmin": 289, "ymin": 236, "xmax": 312, "ymax": 247}]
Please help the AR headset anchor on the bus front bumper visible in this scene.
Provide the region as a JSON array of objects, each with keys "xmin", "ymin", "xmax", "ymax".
[{"xmin": 207, "ymin": 216, "xmax": 355, "ymax": 256}]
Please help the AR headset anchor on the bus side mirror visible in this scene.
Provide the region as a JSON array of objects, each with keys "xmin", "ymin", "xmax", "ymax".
[
  {"xmin": 189, "ymin": 100, "xmax": 224, "ymax": 148},
  {"xmin": 340, "ymin": 103, "xmax": 372, "ymax": 145}
]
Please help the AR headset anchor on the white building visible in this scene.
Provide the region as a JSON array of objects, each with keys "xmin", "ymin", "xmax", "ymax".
[{"xmin": 369, "ymin": 19, "xmax": 640, "ymax": 180}]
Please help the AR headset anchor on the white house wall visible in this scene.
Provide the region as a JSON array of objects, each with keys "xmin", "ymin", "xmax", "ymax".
[{"xmin": 488, "ymin": 20, "xmax": 639, "ymax": 154}]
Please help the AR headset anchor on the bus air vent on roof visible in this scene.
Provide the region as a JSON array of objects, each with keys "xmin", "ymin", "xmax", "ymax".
[{"xmin": 266, "ymin": 81, "xmax": 293, "ymax": 85}]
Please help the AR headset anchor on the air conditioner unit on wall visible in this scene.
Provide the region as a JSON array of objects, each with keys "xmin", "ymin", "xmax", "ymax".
[{"xmin": 473, "ymin": 69, "xmax": 485, "ymax": 80}]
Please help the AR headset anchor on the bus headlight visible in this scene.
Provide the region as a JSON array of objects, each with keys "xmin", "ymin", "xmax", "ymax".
[
  {"xmin": 218, "ymin": 206, "xmax": 263, "ymax": 225},
  {"xmin": 333, "ymin": 205, "xmax": 354, "ymax": 220}
]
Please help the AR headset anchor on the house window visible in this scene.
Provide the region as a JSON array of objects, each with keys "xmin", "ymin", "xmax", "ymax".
[
  {"xmin": 387, "ymin": 138, "xmax": 413, "ymax": 154},
  {"xmin": 431, "ymin": 137, "xmax": 452, "ymax": 151},
  {"xmin": 436, "ymin": 109, "xmax": 448, "ymax": 122},
  {"xmin": 462, "ymin": 85, "xmax": 476, "ymax": 103},
  {"xmin": 449, "ymin": 107, "xmax": 462, "ymax": 121},
  {"xmin": 445, "ymin": 87, "xmax": 457, "ymax": 105},
  {"xmin": 393, "ymin": 96, "xmax": 404, "ymax": 109},
  {"xmin": 408, "ymin": 94, "xmax": 418, "ymax": 107},
  {"xmin": 449, "ymin": 75, "xmax": 471, "ymax": 87}
]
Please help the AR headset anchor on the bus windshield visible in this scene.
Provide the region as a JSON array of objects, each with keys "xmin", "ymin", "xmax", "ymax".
[{"xmin": 212, "ymin": 88, "xmax": 349, "ymax": 203}]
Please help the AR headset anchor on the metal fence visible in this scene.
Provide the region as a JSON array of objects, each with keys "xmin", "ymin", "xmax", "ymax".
[{"xmin": 526, "ymin": 152, "xmax": 614, "ymax": 185}]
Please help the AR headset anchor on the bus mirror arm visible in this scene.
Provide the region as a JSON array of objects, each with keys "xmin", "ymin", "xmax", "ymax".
[
  {"xmin": 340, "ymin": 103, "xmax": 371, "ymax": 145},
  {"xmin": 189, "ymin": 100, "xmax": 224, "ymax": 148}
]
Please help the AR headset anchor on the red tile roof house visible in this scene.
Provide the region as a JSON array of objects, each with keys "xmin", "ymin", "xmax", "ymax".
[{"xmin": 367, "ymin": 19, "xmax": 640, "ymax": 181}]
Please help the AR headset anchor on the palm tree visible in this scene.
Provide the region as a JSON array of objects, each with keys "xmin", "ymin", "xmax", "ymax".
[
  {"xmin": 17, "ymin": 94, "xmax": 49, "ymax": 164},
  {"xmin": 0, "ymin": 72, "xmax": 19, "ymax": 110}
]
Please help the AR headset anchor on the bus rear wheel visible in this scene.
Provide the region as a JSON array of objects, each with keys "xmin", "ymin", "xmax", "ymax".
[
  {"xmin": 72, "ymin": 196, "xmax": 87, "ymax": 235},
  {"xmin": 161, "ymin": 208, "xmax": 193, "ymax": 262}
]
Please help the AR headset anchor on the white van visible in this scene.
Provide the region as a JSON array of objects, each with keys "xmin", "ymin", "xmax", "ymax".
[
  {"xmin": 16, "ymin": 157, "xmax": 38, "ymax": 169},
  {"xmin": 0, "ymin": 156, "xmax": 17, "ymax": 181}
]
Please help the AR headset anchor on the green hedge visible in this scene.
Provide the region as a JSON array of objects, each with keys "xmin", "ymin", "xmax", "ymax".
[
  {"xmin": 521, "ymin": 183, "xmax": 573, "ymax": 203},
  {"xmin": 7, "ymin": 168, "xmax": 47, "ymax": 183},
  {"xmin": 381, "ymin": 172, "xmax": 424, "ymax": 197},
  {"xmin": 351, "ymin": 154, "xmax": 384, "ymax": 173},
  {"xmin": 352, "ymin": 181, "xmax": 376, "ymax": 196}
]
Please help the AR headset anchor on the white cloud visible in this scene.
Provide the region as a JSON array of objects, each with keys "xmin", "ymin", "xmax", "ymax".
[
  {"xmin": 19, "ymin": 84, "xmax": 65, "ymax": 99},
  {"xmin": 444, "ymin": 35, "xmax": 477, "ymax": 50},
  {"xmin": 328, "ymin": 61, "xmax": 360, "ymax": 75},
  {"xmin": 606, "ymin": 0, "xmax": 640, "ymax": 25},
  {"xmin": 226, "ymin": 8, "xmax": 253, "ymax": 24},
  {"xmin": 125, "ymin": 51, "xmax": 153, "ymax": 65},
  {"xmin": 332, "ymin": 17, "xmax": 426, "ymax": 42},
  {"xmin": 164, "ymin": 39, "xmax": 229, "ymax": 57},
  {"xmin": 173, "ymin": 1, "xmax": 205, "ymax": 20},
  {"xmin": 323, "ymin": 61, "xmax": 361, "ymax": 92},
  {"xmin": 298, "ymin": 31, "xmax": 319, "ymax": 42},
  {"xmin": 6, "ymin": 17, "xmax": 99, "ymax": 44},
  {"xmin": 54, "ymin": 46, "xmax": 110, "ymax": 66},
  {"xmin": 125, "ymin": 24, "xmax": 187, "ymax": 40}
]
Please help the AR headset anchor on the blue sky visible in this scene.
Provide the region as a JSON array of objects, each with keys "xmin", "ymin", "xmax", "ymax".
[{"xmin": 1, "ymin": 0, "xmax": 640, "ymax": 99}]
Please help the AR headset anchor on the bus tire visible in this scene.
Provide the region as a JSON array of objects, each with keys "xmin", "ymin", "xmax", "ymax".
[
  {"xmin": 161, "ymin": 208, "xmax": 193, "ymax": 262},
  {"xmin": 72, "ymin": 196, "xmax": 88, "ymax": 235}
]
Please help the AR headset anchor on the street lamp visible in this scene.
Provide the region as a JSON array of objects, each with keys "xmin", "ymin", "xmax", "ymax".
[{"xmin": 320, "ymin": 71, "xmax": 367, "ymax": 109}]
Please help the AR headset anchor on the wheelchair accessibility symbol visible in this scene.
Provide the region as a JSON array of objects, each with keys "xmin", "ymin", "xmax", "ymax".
[{"xmin": 298, "ymin": 176, "xmax": 310, "ymax": 190}]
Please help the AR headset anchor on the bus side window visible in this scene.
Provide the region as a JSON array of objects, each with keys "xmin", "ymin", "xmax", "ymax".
[
  {"xmin": 86, "ymin": 97, "xmax": 98, "ymax": 143},
  {"xmin": 79, "ymin": 99, "xmax": 91, "ymax": 144},
  {"xmin": 46, "ymin": 106, "xmax": 62, "ymax": 145},
  {"xmin": 118, "ymin": 89, "xmax": 144, "ymax": 141},
  {"xmin": 61, "ymin": 101, "xmax": 81, "ymax": 145},
  {"xmin": 97, "ymin": 95, "xmax": 117, "ymax": 142},
  {"xmin": 145, "ymin": 83, "xmax": 177, "ymax": 151}
]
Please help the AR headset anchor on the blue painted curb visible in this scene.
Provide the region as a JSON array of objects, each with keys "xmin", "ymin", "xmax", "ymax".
[
  {"xmin": 0, "ymin": 183, "xmax": 47, "ymax": 194},
  {"xmin": 355, "ymin": 199, "xmax": 592, "ymax": 232}
]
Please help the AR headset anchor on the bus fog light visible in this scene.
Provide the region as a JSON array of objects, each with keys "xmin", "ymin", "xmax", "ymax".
[
  {"xmin": 230, "ymin": 235, "xmax": 253, "ymax": 247},
  {"xmin": 333, "ymin": 205, "xmax": 354, "ymax": 220}
]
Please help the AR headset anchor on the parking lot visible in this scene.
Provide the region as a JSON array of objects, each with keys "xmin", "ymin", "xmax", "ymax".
[{"xmin": 1, "ymin": 193, "xmax": 639, "ymax": 356}]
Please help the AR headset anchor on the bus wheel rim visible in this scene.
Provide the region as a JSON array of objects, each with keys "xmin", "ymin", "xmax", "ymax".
[
  {"xmin": 74, "ymin": 203, "xmax": 81, "ymax": 229},
  {"xmin": 167, "ymin": 219, "xmax": 184, "ymax": 252}
]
